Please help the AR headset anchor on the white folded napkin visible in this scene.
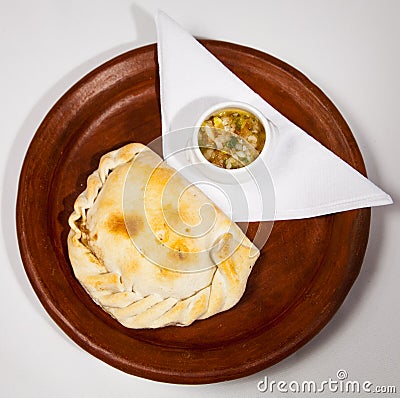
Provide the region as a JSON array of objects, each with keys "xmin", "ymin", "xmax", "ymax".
[{"xmin": 156, "ymin": 10, "xmax": 392, "ymax": 221}]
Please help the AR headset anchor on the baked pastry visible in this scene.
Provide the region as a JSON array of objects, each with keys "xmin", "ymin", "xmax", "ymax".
[{"xmin": 68, "ymin": 143, "xmax": 259, "ymax": 328}]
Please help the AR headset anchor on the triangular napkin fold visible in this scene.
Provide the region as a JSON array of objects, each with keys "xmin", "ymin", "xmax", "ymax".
[{"xmin": 156, "ymin": 10, "xmax": 392, "ymax": 221}]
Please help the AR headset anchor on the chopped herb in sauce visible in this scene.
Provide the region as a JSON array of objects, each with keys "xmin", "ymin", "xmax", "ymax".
[
  {"xmin": 226, "ymin": 136, "xmax": 238, "ymax": 149},
  {"xmin": 198, "ymin": 108, "xmax": 266, "ymax": 169}
]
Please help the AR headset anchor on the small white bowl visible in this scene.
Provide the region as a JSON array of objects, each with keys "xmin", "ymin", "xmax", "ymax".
[{"xmin": 189, "ymin": 101, "xmax": 272, "ymax": 184}]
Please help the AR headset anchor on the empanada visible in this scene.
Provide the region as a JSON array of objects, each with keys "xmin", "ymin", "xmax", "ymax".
[{"xmin": 68, "ymin": 143, "xmax": 259, "ymax": 328}]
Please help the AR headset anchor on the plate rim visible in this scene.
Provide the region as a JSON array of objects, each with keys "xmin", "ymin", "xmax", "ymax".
[{"xmin": 16, "ymin": 40, "xmax": 370, "ymax": 384}]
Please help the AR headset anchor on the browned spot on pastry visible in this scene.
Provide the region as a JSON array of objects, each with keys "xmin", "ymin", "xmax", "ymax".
[
  {"xmin": 85, "ymin": 273, "xmax": 121, "ymax": 291},
  {"xmin": 167, "ymin": 250, "xmax": 188, "ymax": 262},
  {"xmin": 148, "ymin": 166, "xmax": 175, "ymax": 187},
  {"xmin": 124, "ymin": 260, "xmax": 138, "ymax": 275},
  {"xmin": 88, "ymin": 252, "xmax": 97, "ymax": 263},
  {"xmin": 157, "ymin": 266, "xmax": 182, "ymax": 281},
  {"xmin": 93, "ymin": 233, "xmax": 98, "ymax": 241},
  {"xmin": 167, "ymin": 240, "xmax": 189, "ymax": 261},
  {"xmin": 220, "ymin": 257, "xmax": 239, "ymax": 284},
  {"xmin": 105, "ymin": 212, "xmax": 145, "ymax": 239},
  {"xmin": 105, "ymin": 213, "xmax": 129, "ymax": 238},
  {"xmin": 191, "ymin": 293, "xmax": 207, "ymax": 316}
]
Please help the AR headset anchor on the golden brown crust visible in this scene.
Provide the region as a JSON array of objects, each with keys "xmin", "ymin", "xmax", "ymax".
[{"xmin": 68, "ymin": 143, "xmax": 259, "ymax": 328}]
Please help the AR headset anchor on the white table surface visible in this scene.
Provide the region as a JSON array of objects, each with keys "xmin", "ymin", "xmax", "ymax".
[{"xmin": 1, "ymin": 1, "xmax": 399, "ymax": 396}]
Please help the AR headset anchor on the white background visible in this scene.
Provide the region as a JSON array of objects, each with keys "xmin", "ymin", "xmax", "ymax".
[{"xmin": 1, "ymin": 0, "xmax": 399, "ymax": 397}]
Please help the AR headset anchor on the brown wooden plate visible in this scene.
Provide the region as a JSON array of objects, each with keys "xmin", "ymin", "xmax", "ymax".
[{"xmin": 16, "ymin": 41, "xmax": 370, "ymax": 384}]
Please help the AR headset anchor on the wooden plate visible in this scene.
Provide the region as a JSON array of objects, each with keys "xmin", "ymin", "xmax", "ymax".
[{"xmin": 16, "ymin": 41, "xmax": 370, "ymax": 384}]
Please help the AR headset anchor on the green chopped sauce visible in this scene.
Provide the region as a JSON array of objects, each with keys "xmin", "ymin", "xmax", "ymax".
[
  {"xmin": 226, "ymin": 136, "xmax": 238, "ymax": 148},
  {"xmin": 198, "ymin": 108, "xmax": 266, "ymax": 169}
]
